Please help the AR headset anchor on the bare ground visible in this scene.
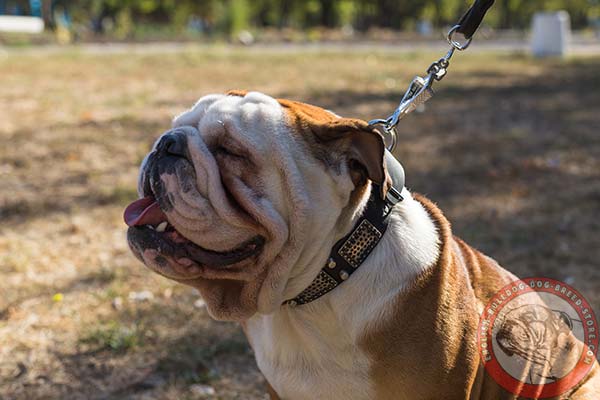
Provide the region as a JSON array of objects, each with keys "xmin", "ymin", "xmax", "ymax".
[{"xmin": 0, "ymin": 47, "xmax": 599, "ymax": 399}]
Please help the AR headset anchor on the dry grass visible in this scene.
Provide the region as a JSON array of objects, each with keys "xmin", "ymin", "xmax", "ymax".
[{"xmin": 0, "ymin": 46, "xmax": 599, "ymax": 399}]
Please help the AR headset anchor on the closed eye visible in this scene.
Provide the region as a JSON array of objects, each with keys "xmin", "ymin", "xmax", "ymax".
[
  {"xmin": 213, "ymin": 137, "xmax": 255, "ymax": 166},
  {"xmin": 215, "ymin": 145, "xmax": 244, "ymax": 159}
]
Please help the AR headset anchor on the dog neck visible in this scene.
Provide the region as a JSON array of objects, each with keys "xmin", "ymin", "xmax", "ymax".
[
  {"xmin": 245, "ymin": 189, "xmax": 440, "ymax": 399},
  {"xmin": 281, "ymin": 150, "xmax": 407, "ymax": 307}
]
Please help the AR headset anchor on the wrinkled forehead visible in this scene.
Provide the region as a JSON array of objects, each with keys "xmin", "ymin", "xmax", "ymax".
[{"xmin": 172, "ymin": 92, "xmax": 287, "ymax": 152}]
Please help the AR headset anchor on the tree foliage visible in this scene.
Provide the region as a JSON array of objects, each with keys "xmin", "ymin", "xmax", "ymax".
[{"xmin": 31, "ymin": 0, "xmax": 600, "ymax": 33}]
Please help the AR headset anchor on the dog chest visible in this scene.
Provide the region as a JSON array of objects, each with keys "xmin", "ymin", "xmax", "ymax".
[{"xmin": 246, "ymin": 312, "xmax": 374, "ymax": 400}]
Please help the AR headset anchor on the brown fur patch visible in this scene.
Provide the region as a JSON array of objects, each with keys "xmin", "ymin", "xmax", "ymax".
[{"xmin": 360, "ymin": 194, "xmax": 600, "ymax": 399}]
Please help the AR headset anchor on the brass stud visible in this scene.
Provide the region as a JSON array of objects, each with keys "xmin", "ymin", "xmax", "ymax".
[
  {"xmin": 340, "ymin": 270, "xmax": 350, "ymax": 281},
  {"xmin": 327, "ymin": 258, "xmax": 336, "ymax": 269}
]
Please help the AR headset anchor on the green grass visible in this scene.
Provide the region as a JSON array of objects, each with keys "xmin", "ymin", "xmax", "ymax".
[{"xmin": 80, "ymin": 321, "xmax": 143, "ymax": 353}]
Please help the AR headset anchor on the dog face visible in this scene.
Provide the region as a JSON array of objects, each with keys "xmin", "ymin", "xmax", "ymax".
[{"xmin": 125, "ymin": 91, "xmax": 390, "ymax": 320}]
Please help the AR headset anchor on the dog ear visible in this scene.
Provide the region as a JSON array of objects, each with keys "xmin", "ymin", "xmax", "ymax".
[
  {"xmin": 277, "ymin": 98, "xmax": 390, "ymax": 198},
  {"xmin": 311, "ymin": 118, "xmax": 391, "ymax": 199}
]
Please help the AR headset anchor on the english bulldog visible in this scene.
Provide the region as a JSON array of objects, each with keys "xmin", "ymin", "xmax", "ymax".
[{"xmin": 124, "ymin": 91, "xmax": 600, "ymax": 399}]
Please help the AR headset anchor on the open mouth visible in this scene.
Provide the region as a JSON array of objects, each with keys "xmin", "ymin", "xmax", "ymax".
[{"xmin": 124, "ymin": 195, "xmax": 265, "ymax": 269}]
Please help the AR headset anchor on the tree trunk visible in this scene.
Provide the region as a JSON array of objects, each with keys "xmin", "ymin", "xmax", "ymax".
[
  {"xmin": 320, "ymin": 0, "xmax": 337, "ymax": 27},
  {"xmin": 279, "ymin": 0, "xmax": 293, "ymax": 28},
  {"xmin": 498, "ymin": 0, "xmax": 512, "ymax": 29}
]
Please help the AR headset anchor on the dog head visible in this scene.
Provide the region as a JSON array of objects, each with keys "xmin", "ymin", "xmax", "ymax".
[{"xmin": 125, "ymin": 91, "xmax": 391, "ymax": 320}]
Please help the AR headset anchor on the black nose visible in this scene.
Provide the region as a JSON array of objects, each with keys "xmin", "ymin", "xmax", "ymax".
[{"xmin": 158, "ymin": 133, "xmax": 187, "ymax": 158}]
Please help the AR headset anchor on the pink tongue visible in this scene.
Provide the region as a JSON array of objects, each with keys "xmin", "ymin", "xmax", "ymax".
[{"xmin": 124, "ymin": 196, "xmax": 167, "ymax": 227}]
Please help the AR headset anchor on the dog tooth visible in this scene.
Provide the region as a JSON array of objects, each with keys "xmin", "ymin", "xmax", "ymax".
[
  {"xmin": 147, "ymin": 225, "xmax": 155, "ymax": 230},
  {"xmin": 156, "ymin": 221, "xmax": 168, "ymax": 232}
]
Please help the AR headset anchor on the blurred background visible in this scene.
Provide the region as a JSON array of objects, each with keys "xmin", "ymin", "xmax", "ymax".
[
  {"xmin": 0, "ymin": 0, "xmax": 600, "ymax": 44},
  {"xmin": 1, "ymin": 1, "xmax": 599, "ymax": 399}
]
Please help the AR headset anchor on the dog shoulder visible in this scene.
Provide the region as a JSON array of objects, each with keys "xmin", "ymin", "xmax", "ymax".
[{"xmin": 414, "ymin": 193, "xmax": 517, "ymax": 306}]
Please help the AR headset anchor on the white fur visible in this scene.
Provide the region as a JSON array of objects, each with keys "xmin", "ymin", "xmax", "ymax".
[{"xmin": 246, "ymin": 190, "xmax": 440, "ymax": 399}]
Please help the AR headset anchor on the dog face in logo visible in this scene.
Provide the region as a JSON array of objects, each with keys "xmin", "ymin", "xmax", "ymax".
[
  {"xmin": 125, "ymin": 91, "xmax": 390, "ymax": 320},
  {"xmin": 496, "ymin": 304, "xmax": 583, "ymax": 383}
]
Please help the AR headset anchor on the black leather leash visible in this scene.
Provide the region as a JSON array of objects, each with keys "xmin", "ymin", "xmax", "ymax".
[{"xmin": 456, "ymin": 0, "xmax": 495, "ymax": 39}]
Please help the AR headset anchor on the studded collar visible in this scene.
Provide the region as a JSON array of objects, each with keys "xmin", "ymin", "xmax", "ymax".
[{"xmin": 284, "ymin": 151, "xmax": 405, "ymax": 307}]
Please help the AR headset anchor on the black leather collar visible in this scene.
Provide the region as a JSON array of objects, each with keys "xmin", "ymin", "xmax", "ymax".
[{"xmin": 284, "ymin": 150, "xmax": 405, "ymax": 307}]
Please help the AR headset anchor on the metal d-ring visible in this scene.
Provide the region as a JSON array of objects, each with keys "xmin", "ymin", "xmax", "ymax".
[
  {"xmin": 447, "ymin": 25, "xmax": 472, "ymax": 51},
  {"xmin": 383, "ymin": 125, "xmax": 398, "ymax": 152}
]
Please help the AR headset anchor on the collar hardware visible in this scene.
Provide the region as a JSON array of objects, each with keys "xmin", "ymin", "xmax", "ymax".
[{"xmin": 338, "ymin": 219, "xmax": 382, "ymax": 268}]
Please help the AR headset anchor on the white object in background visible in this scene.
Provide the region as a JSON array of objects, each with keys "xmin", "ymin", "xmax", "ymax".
[
  {"xmin": 531, "ymin": 11, "xmax": 571, "ymax": 57},
  {"xmin": 0, "ymin": 16, "xmax": 44, "ymax": 33},
  {"xmin": 416, "ymin": 20, "xmax": 433, "ymax": 36}
]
